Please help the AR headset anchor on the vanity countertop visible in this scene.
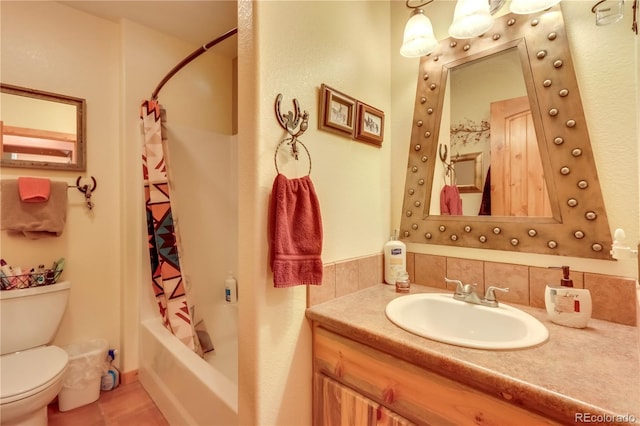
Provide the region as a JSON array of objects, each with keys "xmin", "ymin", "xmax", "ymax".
[{"xmin": 306, "ymin": 284, "xmax": 640, "ymax": 425}]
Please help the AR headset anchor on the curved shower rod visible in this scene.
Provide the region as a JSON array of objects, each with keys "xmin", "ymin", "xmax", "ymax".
[{"xmin": 151, "ymin": 27, "xmax": 238, "ymax": 100}]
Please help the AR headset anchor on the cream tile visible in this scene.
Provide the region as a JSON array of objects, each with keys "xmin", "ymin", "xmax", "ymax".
[
  {"xmin": 335, "ymin": 259, "xmax": 359, "ymax": 297},
  {"xmin": 446, "ymin": 257, "xmax": 484, "ymax": 292},
  {"xmin": 308, "ymin": 263, "xmax": 336, "ymax": 306},
  {"xmin": 414, "ymin": 254, "xmax": 446, "ymax": 288},
  {"xmin": 406, "ymin": 252, "xmax": 415, "ymax": 284},
  {"xmin": 585, "ymin": 273, "xmax": 637, "ymax": 326},
  {"xmin": 484, "ymin": 262, "xmax": 528, "ymax": 305},
  {"xmin": 358, "ymin": 254, "xmax": 383, "ymax": 289}
]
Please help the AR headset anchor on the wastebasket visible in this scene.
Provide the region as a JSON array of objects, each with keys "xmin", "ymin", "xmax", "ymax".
[{"xmin": 58, "ymin": 338, "xmax": 109, "ymax": 411}]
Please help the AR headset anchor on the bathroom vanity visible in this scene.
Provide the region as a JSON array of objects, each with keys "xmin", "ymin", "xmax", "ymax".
[{"xmin": 306, "ymin": 284, "xmax": 639, "ymax": 425}]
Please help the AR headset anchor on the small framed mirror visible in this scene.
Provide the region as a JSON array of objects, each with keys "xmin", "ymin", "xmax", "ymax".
[
  {"xmin": 1, "ymin": 84, "xmax": 86, "ymax": 171},
  {"xmin": 451, "ymin": 152, "xmax": 482, "ymax": 193}
]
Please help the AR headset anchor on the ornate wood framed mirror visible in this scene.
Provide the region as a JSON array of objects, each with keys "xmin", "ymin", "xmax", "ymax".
[
  {"xmin": 400, "ymin": 5, "xmax": 612, "ymax": 259},
  {"xmin": 1, "ymin": 83, "xmax": 86, "ymax": 171}
]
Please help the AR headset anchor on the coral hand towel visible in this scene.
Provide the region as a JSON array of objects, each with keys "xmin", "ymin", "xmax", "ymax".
[
  {"xmin": 18, "ymin": 177, "xmax": 51, "ymax": 202},
  {"xmin": 268, "ymin": 174, "xmax": 323, "ymax": 287}
]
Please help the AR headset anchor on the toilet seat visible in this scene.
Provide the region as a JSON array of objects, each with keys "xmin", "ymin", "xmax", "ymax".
[{"xmin": 0, "ymin": 346, "xmax": 68, "ymax": 404}]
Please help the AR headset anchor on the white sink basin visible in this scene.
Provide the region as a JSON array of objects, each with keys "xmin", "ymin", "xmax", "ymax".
[{"xmin": 385, "ymin": 293, "xmax": 548, "ymax": 350}]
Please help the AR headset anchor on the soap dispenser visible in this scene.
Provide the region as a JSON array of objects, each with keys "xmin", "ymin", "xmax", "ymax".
[
  {"xmin": 384, "ymin": 229, "xmax": 406, "ymax": 285},
  {"xmin": 544, "ymin": 266, "xmax": 592, "ymax": 329}
]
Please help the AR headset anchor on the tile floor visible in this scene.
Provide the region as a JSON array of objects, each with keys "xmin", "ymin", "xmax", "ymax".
[{"xmin": 47, "ymin": 381, "xmax": 168, "ymax": 426}]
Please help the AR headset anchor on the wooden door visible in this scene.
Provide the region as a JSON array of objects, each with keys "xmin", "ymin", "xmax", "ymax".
[{"xmin": 490, "ymin": 96, "xmax": 551, "ymax": 216}]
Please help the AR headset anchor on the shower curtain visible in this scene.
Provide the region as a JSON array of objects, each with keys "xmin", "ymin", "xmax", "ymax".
[{"xmin": 140, "ymin": 99, "xmax": 203, "ymax": 356}]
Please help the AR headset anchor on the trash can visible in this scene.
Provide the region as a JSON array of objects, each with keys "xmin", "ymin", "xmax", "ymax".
[{"xmin": 58, "ymin": 338, "xmax": 108, "ymax": 411}]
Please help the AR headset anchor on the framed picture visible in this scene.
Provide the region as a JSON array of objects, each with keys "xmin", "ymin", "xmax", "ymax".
[
  {"xmin": 319, "ymin": 84, "xmax": 356, "ymax": 137},
  {"xmin": 354, "ymin": 101, "xmax": 384, "ymax": 146}
]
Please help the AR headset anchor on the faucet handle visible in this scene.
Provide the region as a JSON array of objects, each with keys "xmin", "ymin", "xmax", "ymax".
[
  {"xmin": 444, "ymin": 278, "xmax": 464, "ymax": 294},
  {"xmin": 484, "ymin": 286, "xmax": 509, "ymax": 302},
  {"xmin": 462, "ymin": 283, "xmax": 478, "ymax": 294}
]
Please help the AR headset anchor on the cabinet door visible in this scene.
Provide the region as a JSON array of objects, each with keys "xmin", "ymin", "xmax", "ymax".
[{"xmin": 315, "ymin": 373, "xmax": 415, "ymax": 426}]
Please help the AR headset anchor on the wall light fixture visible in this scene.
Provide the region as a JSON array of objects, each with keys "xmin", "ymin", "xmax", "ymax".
[
  {"xmin": 448, "ymin": 0, "xmax": 493, "ymax": 39},
  {"xmin": 400, "ymin": 0, "xmax": 564, "ymax": 58},
  {"xmin": 400, "ymin": 1, "xmax": 438, "ymax": 58}
]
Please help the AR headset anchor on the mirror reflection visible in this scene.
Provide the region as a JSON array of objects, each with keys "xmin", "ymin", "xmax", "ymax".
[
  {"xmin": 451, "ymin": 152, "xmax": 482, "ymax": 193},
  {"xmin": 1, "ymin": 84, "xmax": 86, "ymax": 171},
  {"xmin": 429, "ymin": 47, "xmax": 550, "ymax": 217}
]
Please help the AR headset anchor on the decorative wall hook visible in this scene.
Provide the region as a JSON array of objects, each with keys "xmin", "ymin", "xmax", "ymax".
[
  {"xmin": 75, "ymin": 175, "xmax": 97, "ymax": 210},
  {"xmin": 274, "ymin": 93, "xmax": 309, "ymax": 159}
]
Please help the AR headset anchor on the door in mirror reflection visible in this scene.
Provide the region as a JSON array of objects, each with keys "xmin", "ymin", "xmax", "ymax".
[{"xmin": 490, "ymin": 96, "xmax": 551, "ymax": 217}]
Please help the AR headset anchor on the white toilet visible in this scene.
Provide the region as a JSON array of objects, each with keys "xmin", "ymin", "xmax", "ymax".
[{"xmin": 0, "ymin": 281, "xmax": 71, "ymax": 426}]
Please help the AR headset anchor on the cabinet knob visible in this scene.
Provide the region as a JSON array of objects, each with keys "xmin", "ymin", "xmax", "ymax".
[{"xmin": 383, "ymin": 387, "xmax": 396, "ymax": 404}]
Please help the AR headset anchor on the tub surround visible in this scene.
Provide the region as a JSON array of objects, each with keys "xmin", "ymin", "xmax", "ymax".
[
  {"xmin": 306, "ymin": 284, "xmax": 639, "ymax": 424},
  {"xmin": 138, "ymin": 318, "xmax": 238, "ymax": 426},
  {"xmin": 310, "ymin": 252, "xmax": 638, "ymax": 326}
]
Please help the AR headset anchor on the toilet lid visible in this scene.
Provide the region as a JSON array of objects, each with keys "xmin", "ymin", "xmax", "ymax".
[{"xmin": 0, "ymin": 346, "xmax": 68, "ymax": 400}]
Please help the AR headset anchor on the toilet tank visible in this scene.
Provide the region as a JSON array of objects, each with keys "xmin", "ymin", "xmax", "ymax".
[{"xmin": 0, "ymin": 281, "xmax": 71, "ymax": 355}]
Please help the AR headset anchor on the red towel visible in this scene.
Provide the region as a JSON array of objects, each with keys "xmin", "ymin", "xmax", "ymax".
[
  {"xmin": 440, "ymin": 184, "xmax": 463, "ymax": 215},
  {"xmin": 268, "ymin": 174, "xmax": 323, "ymax": 287},
  {"xmin": 17, "ymin": 177, "xmax": 51, "ymax": 203}
]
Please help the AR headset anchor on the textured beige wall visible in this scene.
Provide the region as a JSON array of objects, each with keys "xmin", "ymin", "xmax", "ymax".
[
  {"xmin": 1, "ymin": 1, "xmax": 122, "ymax": 352},
  {"xmin": 238, "ymin": 1, "xmax": 391, "ymax": 424}
]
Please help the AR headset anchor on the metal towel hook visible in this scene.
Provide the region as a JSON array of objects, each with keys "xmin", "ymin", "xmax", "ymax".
[
  {"xmin": 274, "ymin": 94, "xmax": 309, "ymax": 160},
  {"xmin": 75, "ymin": 175, "xmax": 97, "ymax": 210}
]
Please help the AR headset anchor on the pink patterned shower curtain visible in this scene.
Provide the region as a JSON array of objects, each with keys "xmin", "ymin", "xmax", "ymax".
[{"xmin": 140, "ymin": 100, "xmax": 202, "ymax": 356}]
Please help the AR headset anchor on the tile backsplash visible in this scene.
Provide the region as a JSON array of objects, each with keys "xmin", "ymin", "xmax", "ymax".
[{"xmin": 308, "ymin": 252, "xmax": 638, "ymax": 326}]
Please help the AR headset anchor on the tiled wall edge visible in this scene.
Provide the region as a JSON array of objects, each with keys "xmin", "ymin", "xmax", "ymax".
[{"xmin": 308, "ymin": 252, "xmax": 637, "ymax": 327}]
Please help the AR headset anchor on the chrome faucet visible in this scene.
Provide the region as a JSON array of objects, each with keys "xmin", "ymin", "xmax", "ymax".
[{"xmin": 445, "ymin": 278, "xmax": 509, "ymax": 307}]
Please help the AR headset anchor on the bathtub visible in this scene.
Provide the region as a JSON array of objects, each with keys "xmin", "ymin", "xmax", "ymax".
[{"xmin": 139, "ymin": 317, "xmax": 238, "ymax": 425}]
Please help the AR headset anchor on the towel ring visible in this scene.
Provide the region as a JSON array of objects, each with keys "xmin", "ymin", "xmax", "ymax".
[{"xmin": 274, "ymin": 137, "xmax": 312, "ymax": 176}]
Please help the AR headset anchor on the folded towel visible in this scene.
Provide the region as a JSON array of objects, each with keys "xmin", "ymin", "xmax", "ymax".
[
  {"xmin": 268, "ymin": 174, "xmax": 323, "ymax": 287},
  {"xmin": 1, "ymin": 180, "xmax": 68, "ymax": 238},
  {"xmin": 17, "ymin": 177, "xmax": 51, "ymax": 202}
]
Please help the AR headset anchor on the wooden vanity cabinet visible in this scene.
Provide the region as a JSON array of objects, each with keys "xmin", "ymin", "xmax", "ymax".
[{"xmin": 312, "ymin": 324, "xmax": 561, "ymax": 426}]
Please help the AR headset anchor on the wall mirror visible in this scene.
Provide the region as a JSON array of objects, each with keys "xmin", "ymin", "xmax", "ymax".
[
  {"xmin": 450, "ymin": 152, "xmax": 482, "ymax": 194},
  {"xmin": 400, "ymin": 5, "xmax": 612, "ymax": 260},
  {"xmin": 1, "ymin": 83, "xmax": 86, "ymax": 171}
]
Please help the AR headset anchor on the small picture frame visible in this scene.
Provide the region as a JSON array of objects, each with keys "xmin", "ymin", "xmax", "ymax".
[
  {"xmin": 354, "ymin": 101, "xmax": 384, "ymax": 146},
  {"xmin": 319, "ymin": 84, "xmax": 356, "ymax": 137}
]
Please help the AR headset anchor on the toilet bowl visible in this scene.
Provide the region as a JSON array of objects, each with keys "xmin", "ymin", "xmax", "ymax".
[
  {"xmin": 0, "ymin": 346, "xmax": 68, "ymax": 426},
  {"xmin": 0, "ymin": 281, "xmax": 71, "ymax": 426}
]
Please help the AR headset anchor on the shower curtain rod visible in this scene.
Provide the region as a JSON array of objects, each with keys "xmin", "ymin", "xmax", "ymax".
[{"xmin": 151, "ymin": 27, "xmax": 238, "ymax": 100}]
